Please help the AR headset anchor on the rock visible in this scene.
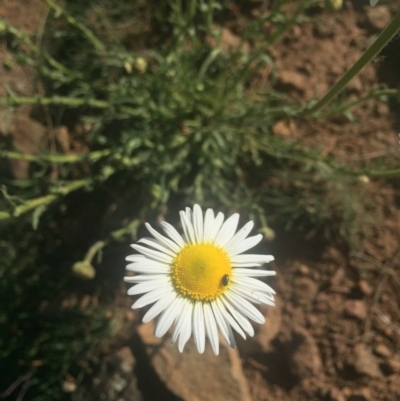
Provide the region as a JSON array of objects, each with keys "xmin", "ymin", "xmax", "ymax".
[
  {"xmin": 272, "ymin": 120, "xmax": 296, "ymax": 137},
  {"xmin": 366, "ymin": 7, "xmax": 391, "ymax": 31},
  {"xmin": 388, "ymin": 357, "xmax": 400, "ymax": 372},
  {"xmin": 353, "ymin": 344, "xmax": 382, "ymax": 378},
  {"xmin": 358, "ymin": 280, "xmax": 373, "ymax": 296},
  {"xmin": 138, "ymin": 322, "xmax": 251, "ymax": 401},
  {"xmin": 220, "ymin": 28, "xmax": 251, "ymax": 53},
  {"xmin": 374, "ymin": 343, "xmax": 391, "ymax": 358},
  {"xmin": 207, "ymin": 28, "xmax": 250, "ymax": 53},
  {"xmin": 73, "ymin": 346, "xmax": 142, "ymax": 401},
  {"xmin": 254, "ymin": 299, "xmax": 282, "ymax": 352},
  {"xmin": 116, "ymin": 347, "xmax": 135, "ymax": 374},
  {"xmin": 347, "ymin": 387, "xmax": 371, "ymax": 401},
  {"xmin": 328, "ymin": 387, "xmax": 345, "ymax": 401},
  {"xmin": 125, "ymin": 310, "xmax": 136, "ymax": 322},
  {"xmin": 57, "ymin": 126, "xmax": 71, "ymax": 153},
  {"xmin": 344, "ymin": 300, "xmax": 367, "ymax": 320},
  {"xmin": 1, "ymin": 112, "xmax": 46, "ymax": 179},
  {"xmin": 291, "ymin": 25, "xmax": 302, "ymax": 38},
  {"xmin": 0, "ymin": 2, "xmax": 46, "ymax": 180},
  {"xmin": 0, "ymin": 0, "xmax": 46, "ymax": 34},
  {"xmin": 62, "ymin": 377, "xmax": 77, "ymax": 393},
  {"xmin": 296, "ymin": 264, "xmax": 310, "ymax": 276},
  {"xmin": 292, "ymin": 277, "xmax": 318, "ymax": 305},
  {"xmin": 330, "ymin": 275, "xmax": 351, "ymax": 294},
  {"xmin": 278, "ymin": 70, "xmax": 307, "ymax": 93},
  {"xmin": 330, "ymin": 268, "xmax": 345, "ymax": 286},
  {"xmin": 346, "ymin": 77, "xmax": 363, "ymax": 94},
  {"xmin": 315, "ymin": 293, "xmax": 331, "ymax": 313},
  {"xmin": 136, "ymin": 320, "xmax": 162, "ymax": 346},
  {"xmin": 286, "ymin": 327, "xmax": 322, "ymax": 378}
]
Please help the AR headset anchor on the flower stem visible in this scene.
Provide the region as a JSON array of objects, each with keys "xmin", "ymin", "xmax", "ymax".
[
  {"xmin": 0, "ymin": 95, "xmax": 109, "ymax": 108},
  {"xmin": 0, "ymin": 17, "xmax": 78, "ymax": 79},
  {"xmin": 0, "ymin": 94, "xmax": 140, "ymax": 116},
  {"xmin": 42, "ymin": 0, "xmax": 105, "ymax": 51},
  {"xmin": 318, "ymin": 88, "xmax": 400, "ymax": 118},
  {"xmin": 84, "ymin": 241, "xmax": 106, "ymax": 263},
  {"xmin": 0, "ymin": 179, "xmax": 88, "ymax": 220},
  {"xmin": 0, "ymin": 149, "xmax": 112, "ymax": 164},
  {"xmin": 304, "ymin": 10, "xmax": 400, "ymax": 116}
]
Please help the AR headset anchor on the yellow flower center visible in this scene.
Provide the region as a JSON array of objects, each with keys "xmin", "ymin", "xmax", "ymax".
[{"xmin": 171, "ymin": 243, "xmax": 232, "ymax": 301}]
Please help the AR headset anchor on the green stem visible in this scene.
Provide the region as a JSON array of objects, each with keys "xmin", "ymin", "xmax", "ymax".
[
  {"xmin": 0, "ymin": 17, "xmax": 79, "ymax": 79},
  {"xmin": 42, "ymin": 0, "xmax": 105, "ymax": 51},
  {"xmin": 319, "ymin": 88, "xmax": 400, "ymax": 118},
  {"xmin": 0, "ymin": 179, "xmax": 88, "ymax": 220},
  {"xmin": 266, "ymin": 0, "xmax": 312, "ymax": 47},
  {"xmin": 258, "ymin": 140, "xmax": 400, "ymax": 178},
  {"xmin": 305, "ymin": 10, "xmax": 400, "ymax": 115},
  {"xmin": 0, "ymin": 95, "xmax": 141, "ymax": 116},
  {"xmin": 110, "ymin": 219, "xmax": 140, "ymax": 241},
  {"xmin": 0, "ymin": 95, "xmax": 109, "ymax": 108},
  {"xmin": 81, "ymin": 218, "xmax": 140, "ymax": 260},
  {"xmin": 0, "ymin": 149, "xmax": 112, "ymax": 164},
  {"xmin": 71, "ymin": 217, "xmax": 140, "ymax": 279},
  {"xmin": 84, "ymin": 241, "xmax": 106, "ymax": 263}
]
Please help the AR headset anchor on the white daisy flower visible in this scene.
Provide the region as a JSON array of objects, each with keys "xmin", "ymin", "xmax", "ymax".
[{"xmin": 125, "ymin": 204, "xmax": 275, "ymax": 355}]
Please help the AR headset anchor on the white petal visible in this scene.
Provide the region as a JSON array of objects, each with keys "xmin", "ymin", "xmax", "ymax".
[
  {"xmin": 221, "ymin": 296, "xmax": 254, "ymax": 337},
  {"xmin": 215, "ymin": 299, "xmax": 245, "ymax": 340},
  {"xmin": 172, "ymin": 299, "xmax": 188, "ymax": 344},
  {"xmin": 126, "ymin": 254, "xmax": 146, "ymax": 262},
  {"xmin": 132, "ymin": 286, "xmax": 172, "ymax": 309},
  {"xmin": 126, "ymin": 261, "xmax": 169, "ymax": 274},
  {"xmin": 131, "ymin": 244, "xmax": 173, "ymax": 264},
  {"xmin": 224, "ymin": 220, "xmax": 254, "ymax": 255},
  {"xmin": 124, "ymin": 274, "xmax": 166, "ymax": 283},
  {"xmin": 160, "ymin": 221, "xmax": 185, "ymax": 247},
  {"xmin": 193, "ymin": 302, "xmax": 206, "ymax": 354},
  {"xmin": 145, "ymin": 223, "xmax": 182, "ymax": 253},
  {"xmin": 232, "ymin": 268, "xmax": 276, "ymax": 277},
  {"xmin": 177, "ymin": 301, "xmax": 193, "ymax": 352},
  {"xmin": 230, "ymin": 234, "xmax": 263, "ymax": 256},
  {"xmin": 232, "ymin": 276, "xmax": 276, "ymax": 295},
  {"xmin": 185, "ymin": 207, "xmax": 192, "ymax": 224},
  {"xmin": 228, "ymin": 285, "xmax": 261, "ymax": 304},
  {"xmin": 193, "ymin": 204, "xmax": 204, "ymax": 243},
  {"xmin": 180, "ymin": 211, "xmax": 196, "ymax": 244},
  {"xmin": 231, "ymin": 254, "xmax": 274, "ymax": 264},
  {"xmin": 256, "ymin": 291, "xmax": 275, "ymax": 304},
  {"xmin": 229, "ymin": 285, "xmax": 275, "ymax": 306},
  {"xmin": 211, "ymin": 301, "xmax": 236, "ymax": 348},
  {"xmin": 232, "ymin": 262, "xmax": 262, "ymax": 268},
  {"xmin": 208, "ymin": 212, "xmax": 224, "ymax": 242},
  {"xmin": 203, "ymin": 208, "xmax": 215, "ymax": 242},
  {"xmin": 204, "ymin": 303, "xmax": 219, "ymax": 355},
  {"xmin": 154, "ymin": 297, "xmax": 183, "ymax": 338},
  {"xmin": 214, "ymin": 213, "xmax": 240, "ymax": 247},
  {"xmin": 142, "ymin": 292, "xmax": 176, "ymax": 323},
  {"xmin": 127, "ymin": 277, "xmax": 168, "ymax": 295},
  {"xmin": 225, "ymin": 291, "xmax": 265, "ymax": 324},
  {"xmin": 138, "ymin": 238, "xmax": 176, "ymax": 257}
]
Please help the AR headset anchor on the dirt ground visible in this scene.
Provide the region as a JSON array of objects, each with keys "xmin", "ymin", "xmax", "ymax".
[{"xmin": 1, "ymin": 1, "xmax": 400, "ymax": 401}]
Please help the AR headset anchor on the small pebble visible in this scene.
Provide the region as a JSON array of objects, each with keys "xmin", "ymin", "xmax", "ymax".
[
  {"xmin": 374, "ymin": 343, "xmax": 391, "ymax": 358},
  {"xmin": 344, "ymin": 300, "xmax": 368, "ymax": 320}
]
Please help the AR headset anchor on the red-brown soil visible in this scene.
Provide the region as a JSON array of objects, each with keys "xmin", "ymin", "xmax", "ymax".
[{"xmin": 1, "ymin": 2, "xmax": 400, "ymax": 401}]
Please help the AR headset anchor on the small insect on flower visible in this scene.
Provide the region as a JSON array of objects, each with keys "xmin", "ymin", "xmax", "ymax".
[
  {"xmin": 221, "ymin": 274, "xmax": 230, "ymax": 286},
  {"xmin": 125, "ymin": 205, "xmax": 276, "ymax": 355}
]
